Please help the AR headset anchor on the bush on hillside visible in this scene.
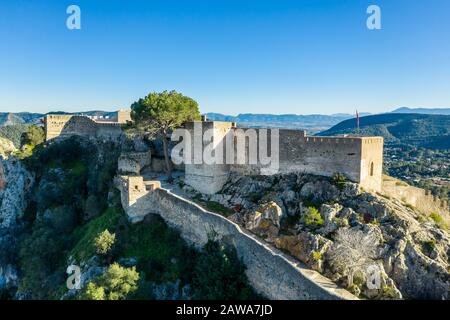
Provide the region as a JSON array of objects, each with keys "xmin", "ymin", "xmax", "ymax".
[
  {"xmin": 94, "ymin": 229, "xmax": 116, "ymax": 255},
  {"xmin": 20, "ymin": 125, "xmax": 45, "ymax": 148},
  {"xmin": 83, "ymin": 263, "xmax": 140, "ymax": 300},
  {"xmin": 191, "ymin": 241, "xmax": 255, "ymax": 300}
]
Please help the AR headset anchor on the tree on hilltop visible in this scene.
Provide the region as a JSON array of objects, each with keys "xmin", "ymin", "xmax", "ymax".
[{"xmin": 131, "ymin": 90, "xmax": 201, "ymax": 179}]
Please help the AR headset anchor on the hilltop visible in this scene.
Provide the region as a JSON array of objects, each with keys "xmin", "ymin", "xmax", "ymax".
[{"xmin": 318, "ymin": 113, "xmax": 450, "ymax": 149}]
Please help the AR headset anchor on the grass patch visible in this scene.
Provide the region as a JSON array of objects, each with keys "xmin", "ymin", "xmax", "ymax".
[
  {"xmin": 192, "ymin": 197, "xmax": 234, "ymax": 217},
  {"xmin": 203, "ymin": 201, "xmax": 234, "ymax": 217},
  {"xmin": 118, "ymin": 216, "xmax": 195, "ymax": 283},
  {"xmin": 69, "ymin": 207, "xmax": 123, "ymax": 263}
]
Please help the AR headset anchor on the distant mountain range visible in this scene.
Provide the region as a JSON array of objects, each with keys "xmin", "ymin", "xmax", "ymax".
[
  {"xmin": 205, "ymin": 112, "xmax": 371, "ymax": 132},
  {"xmin": 391, "ymin": 107, "xmax": 450, "ymax": 115},
  {"xmin": 0, "ymin": 111, "xmax": 119, "ymax": 126},
  {"xmin": 318, "ymin": 113, "xmax": 450, "ymax": 149},
  {"xmin": 1, "ymin": 108, "xmax": 449, "ymax": 148}
]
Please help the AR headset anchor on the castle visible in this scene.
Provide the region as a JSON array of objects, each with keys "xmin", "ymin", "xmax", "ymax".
[
  {"xmin": 44, "ymin": 110, "xmax": 131, "ymax": 141},
  {"xmin": 183, "ymin": 120, "xmax": 383, "ymax": 193},
  {"xmin": 45, "ymin": 113, "xmax": 383, "ymax": 193}
]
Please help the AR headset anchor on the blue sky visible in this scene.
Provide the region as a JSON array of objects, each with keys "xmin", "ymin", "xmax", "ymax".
[{"xmin": 0, "ymin": 0, "xmax": 449, "ymax": 115}]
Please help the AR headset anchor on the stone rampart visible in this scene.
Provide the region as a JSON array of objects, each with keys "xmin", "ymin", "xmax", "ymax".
[{"xmin": 116, "ymin": 175, "xmax": 357, "ymax": 300}]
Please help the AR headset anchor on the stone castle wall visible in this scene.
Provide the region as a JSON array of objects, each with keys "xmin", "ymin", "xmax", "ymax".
[
  {"xmin": 44, "ymin": 113, "xmax": 127, "ymax": 141},
  {"xmin": 118, "ymin": 151, "xmax": 152, "ymax": 175},
  {"xmin": 184, "ymin": 121, "xmax": 384, "ymax": 194},
  {"xmin": 116, "ymin": 175, "xmax": 357, "ymax": 300}
]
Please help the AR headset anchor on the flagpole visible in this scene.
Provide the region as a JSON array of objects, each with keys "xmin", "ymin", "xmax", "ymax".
[{"xmin": 356, "ymin": 109, "xmax": 360, "ymax": 136}]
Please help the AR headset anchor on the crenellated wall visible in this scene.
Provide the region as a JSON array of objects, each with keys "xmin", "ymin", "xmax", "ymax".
[{"xmin": 115, "ymin": 175, "xmax": 357, "ymax": 300}]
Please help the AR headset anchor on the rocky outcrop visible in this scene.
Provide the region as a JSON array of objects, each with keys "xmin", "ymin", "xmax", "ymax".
[
  {"xmin": 0, "ymin": 155, "xmax": 33, "ymax": 296},
  {"xmin": 0, "ymin": 137, "xmax": 16, "ymax": 158},
  {"xmin": 245, "ymin": 202, "xmax": 284, "ymax": 242},
  {"xmin": 0, "ymin": 157, "xmax": 33, "ymax": 228}
]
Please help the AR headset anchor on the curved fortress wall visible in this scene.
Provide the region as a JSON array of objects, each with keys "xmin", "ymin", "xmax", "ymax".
[
  {"xmin": 116, "ymin": 176, "xmax": 357, "ymax": 300},
  {"xmin": 184, "ymin": 121, "xmax": 384, "ymax": 194}
]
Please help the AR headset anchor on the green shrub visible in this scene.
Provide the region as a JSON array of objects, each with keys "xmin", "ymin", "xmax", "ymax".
[
  {"xmin": 20, "ymin": 124, "xmax": 45, "ymax": 148},
  {"xmin": 83, "ymin": 263, "xmax": 140, "ymax": 300},
  {"xmin": 311, "ymin": 251, "xmax": 322, "ymax": 262},
  {"xmin": 430, "ymin": 212, "xmax": 448, "ymax": 230},
  {"xmin": 70, "ymin": 207, "xmax": 123, "ymax": 263},
  {"xmin": 204, "ymin": 201, "xmax": 234, "ymax": 217},
  {"xmin": 302, "ymin": 207, "xmax": 324, "ymax": 229},
  {"xmin": 381, "ymin": 285, "xmax": 399, "ymax": 299},
  {"xmin": 94, "ymin": 230, "xmax": 116, "ymax": 255}
]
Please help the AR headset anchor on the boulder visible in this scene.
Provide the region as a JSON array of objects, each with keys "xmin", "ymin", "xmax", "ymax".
[
  {"xmin": 274, "ymin": 232, "xmax": 332, "ymax": 272},
  {"xmin": 246, "ymin": 202, "xmax": 284, "ymax": 241},
  {"xmin": 0, "ymin": 138, "xmax": 16, "ymax": 158}
]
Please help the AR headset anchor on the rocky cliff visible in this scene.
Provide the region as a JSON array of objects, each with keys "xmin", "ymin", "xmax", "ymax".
[
  {"xmin": 178, "ymin": 173, "xmax": 449, "ymax": 299},
  {"xmin": 0, "ymin": 154, "xmax": 34, "ymax": 295}
]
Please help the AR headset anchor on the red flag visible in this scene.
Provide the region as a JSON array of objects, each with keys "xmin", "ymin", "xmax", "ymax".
[{"xmin": 356, "ymin": 110, "xmax": 360, "ymax": 129}]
